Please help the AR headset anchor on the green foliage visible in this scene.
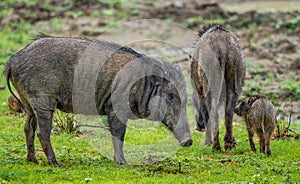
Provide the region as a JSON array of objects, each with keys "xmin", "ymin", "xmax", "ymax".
[
  {"xmin": 97, "ymin": 0, "xmax": 136, "ymax": 8},
  {"xmin": 53, "ymin": 111, "xmax": 78, "ymax": 134},
  {"xmin": 276, "ymin": 15, "xmax": 300, "ymax": 33},
  {"xmin": 279, "ymin": 78, "xmax": 300, "ymax": 100},
  {"xmin": 228, "ymin": 14, "xmax": 258, "ymax": 30},
  {"xmin": 0, "ymin": 21, "xmax": 33, "ymax": 65},
  {"xmin": 183, "ymin": 17, "xmax": 225, "ymax": 28},
  {"xmin": 0, "ymin": 0, "xmax": 36, "ymax": 6}
]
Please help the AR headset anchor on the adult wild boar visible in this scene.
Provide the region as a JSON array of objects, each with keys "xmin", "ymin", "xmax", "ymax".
[
  {"xmin": 234, "ymin": 94, "xmax": 276, "ymax": 155},
  {"xmin": 6, "ymin": 35, "xmax": 192, "ymax": 165},
  {"xmin": 191, "ymin": 25, "xmax": 245, "ymax": 150}
]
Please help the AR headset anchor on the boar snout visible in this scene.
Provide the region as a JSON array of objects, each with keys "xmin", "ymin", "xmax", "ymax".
[{"xmin": 172, "ymin": 117, "xmax": 193, "ymax": 147}]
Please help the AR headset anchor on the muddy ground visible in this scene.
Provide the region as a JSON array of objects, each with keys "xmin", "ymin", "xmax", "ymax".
[{"xmin": 1, "ymin": 0, "xmax": 299, "ymax": 122}]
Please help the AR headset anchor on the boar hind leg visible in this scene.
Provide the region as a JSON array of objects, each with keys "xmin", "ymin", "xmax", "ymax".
[
  {"xmin": 265, "ymin": 135, "xmax": 271, "ymax": 156},
  {"xmin": 205, "ymin": 122, "xmax": 212, "ymax": 145},
  {"xmin": 211, "ymin": 99, "xmax": 221, "ymax": 151},
  {"xmin": 34, "ymin": 107, "xmax": 58, "ymax": 165},
  {"xmin": 246, "ymin": 125, "xmax": 256, "ymax": 152},
  {"xmin": 196, "ymin": 97, "xmax": 208, "ymax": 132},
  {"xmin": 212, "ymin": 128, "xmax": 221, "ymax": 151},
  {"xmin": 259, "ymin": 138, "xmax": 266, "ymax": 154},
  {"xmin": 31, "ymin": 97, "xmax": 58, "ymax": 165},
  {"xmin": 24, "ymin": 115, "xmax": 38, "ymax": 163},
  {"xmin": 224, "ymin": 93, "xmax": 237, "ymax": 150},
  {"xmin": 107, "ymin": 112, "xmax": 127, "ymax": 164},
  {"xmin": 211, "ymin": 120, "xmax": 221, "ymax": 151},
  {"xmin": 257, "ymin": 129, "xmax": 266, "ymax": 154},
  {"xmin": 204, "ymin": 97, "xmax": 213, "ymax": 145}
]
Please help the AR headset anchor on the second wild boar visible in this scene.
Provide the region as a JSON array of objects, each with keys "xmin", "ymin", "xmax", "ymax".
[{"xmin": 191, "ymin": 25, "xmax": 245, "ymax": 150}]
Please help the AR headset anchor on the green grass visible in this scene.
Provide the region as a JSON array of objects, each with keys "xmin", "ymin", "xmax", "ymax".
[
  {"xmin": 0, "ymin": 21, "xmax": 34, "ymax": 65},
  {"xmin": 0, "ymin": 0, "xmax": 36, "ymax": 6},
  {"xmin": 183, "ymin": 17, "xmax": 225, "ymax": 28}
]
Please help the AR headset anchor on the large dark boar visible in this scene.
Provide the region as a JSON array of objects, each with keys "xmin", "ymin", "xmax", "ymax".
[
  {"xmin": 191, "ymin": 25, "xmax": 245, "ymax": 150},
  {"xmin": 6, "ymin": 35, "xmax": 192, "ymax": 165},
  {"xmin": 234, "ymin": 94, "xmax": 276, "ymax": 155}
]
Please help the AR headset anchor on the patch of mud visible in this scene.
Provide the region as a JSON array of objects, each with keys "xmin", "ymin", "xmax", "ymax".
[
  {"xmin": 137, "ymin": 1, "xmax": 227, "ymax": 20},
  {"xmin": 0, "ymin": 0, "xmax": 109, "ymax": 25},
  {"xmin": 221, "ymin": 0, "xmax": 300, "ymax": 13}
]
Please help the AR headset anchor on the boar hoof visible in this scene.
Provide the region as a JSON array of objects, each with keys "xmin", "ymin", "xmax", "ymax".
[
  {"xmin": 27, "ymin": 155, "xmax": 38, "ymax": 164},
  {"xmin": 205, "ymin": 138, "xmax": 212, "ymax": 145},
  {"xmin": 195, "ymin": 126, "xmax": 205, "ymax": 132},
  {"xmin": 212, "ymin": 142, "xmax": 221, "ymax": 151},
  {"xmin": 114, "ymin": 156, "xmax": 127, "ymax": 165},
  {"xmin": 116, "ymin": 159, "xmax": 127, "ymax": 165},
  {"xmin": 48, "ymin": 158, "xmax": 59, "ymax": 166},
  {"xmin": 224, "ymin": 136, "xmax": 236, "ymax": 150},
  {"xmin": 180, "ymin": 138, "xmax": 193, "ymax": 147},
  {"xmin": 251, "ymin": 147, "xmax": 257, "ymax": 153},
  {"xmin": 224, "ymin": 142, "xmax": 236, "ymax": 150}
]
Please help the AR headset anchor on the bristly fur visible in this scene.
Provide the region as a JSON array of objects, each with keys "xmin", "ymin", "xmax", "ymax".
[
  {"xmin": 32, "ymin": 32, "xmax": 51, "ymax": 40},
  {"xmin": 31, "ymin": 34, "xmax": 141, "ymax": 58},
  {"xmin": 247, "ymin": 94, "xmax": 269, "ymax": 106},
  {"xmin": 32, "ymin": 33, "xmax": 93, "ymax": 42},
  {"xmin": 198, "ymin": 25, "xmax": 229, "ymax": 38},
  {"xmin": 191, "ymin": 25, "xmax": 230, "ymax": 50}
]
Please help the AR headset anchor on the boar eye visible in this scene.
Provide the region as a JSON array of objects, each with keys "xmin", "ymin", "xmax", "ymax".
[{"xmin": 167, "ymin": 93, "xmax": 175, "ymax": 101}]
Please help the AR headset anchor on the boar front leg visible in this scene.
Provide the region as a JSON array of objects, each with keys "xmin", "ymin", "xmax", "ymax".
[{"xmin": 107, "ymin": 112, "xmax": 127, "ymax": 164}]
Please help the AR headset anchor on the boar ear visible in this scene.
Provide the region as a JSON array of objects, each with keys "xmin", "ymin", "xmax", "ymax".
[
  {"xmin": 150, "ymin": 83, "xmax": 162, "ymax": 97},
  {"xmin": 144, "ymin": 83, "xmax": 162, "ymax": 117}
]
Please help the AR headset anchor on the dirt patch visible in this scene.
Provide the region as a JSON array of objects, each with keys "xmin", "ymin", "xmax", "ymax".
[
  {"xmin": 0, "ymin": 0, "xmax": 109, "ymax": 25},
  {"xmin": 137, "ymin": 1, "xmax": 227, "ymax": 20}
]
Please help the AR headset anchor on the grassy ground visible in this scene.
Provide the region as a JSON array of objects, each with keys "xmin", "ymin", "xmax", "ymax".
[
  {"xmin": 0, "ymin": 85, "xmax": 300, "ymax": 183},
  {"xmin": 0, "ymin": 1, "xmax": 300, "ymax": 183}
]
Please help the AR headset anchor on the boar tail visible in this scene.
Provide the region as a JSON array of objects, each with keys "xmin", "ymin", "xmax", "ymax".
[{"xmin": 5, "ymin": 63, "xmax": 23, "ymax": 109}]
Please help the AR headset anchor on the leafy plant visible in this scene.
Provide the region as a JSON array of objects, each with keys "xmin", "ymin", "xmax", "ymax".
[
  {"xmin": 275, "ymin": 15, "xmax": 300, "ymax": 33},
  {"xmin": 97, "ymin": 0, "xmax": 133, "ymax": 8},
  {"xmin": 279, "ymin": 78, "xmax": 300, "ymax": 100},
  {"xmin": 53, "ymin": 110, "xmax": 78, "ymax": 134}
]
